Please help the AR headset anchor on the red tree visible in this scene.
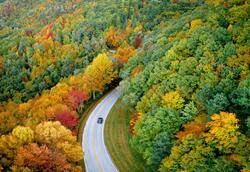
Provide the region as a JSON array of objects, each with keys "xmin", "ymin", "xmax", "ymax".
[
  {"xmin": 15, "ymin": 143, "xmax": 72, "ymax": 171},
  {"xmin": 67, "ymin": 90, "xmax": 89, "ymax": 110},
  {"xmin": 133, "ymin": 35, "xmax": 143, "ymax": 49},
  {"xmin": 55, "ymin": 111, "xmax": 78, "ymax": 129}
]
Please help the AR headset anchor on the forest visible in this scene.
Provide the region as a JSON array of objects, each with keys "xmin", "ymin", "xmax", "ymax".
[{"xmin": 0, "ymin": 0, "xmax": 249, "ymax": 171}]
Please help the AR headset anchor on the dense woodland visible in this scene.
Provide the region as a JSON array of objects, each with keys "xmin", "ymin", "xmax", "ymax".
[{"xmin": 0, "ymin": 0, "xmax": 249, "ymax": 171}]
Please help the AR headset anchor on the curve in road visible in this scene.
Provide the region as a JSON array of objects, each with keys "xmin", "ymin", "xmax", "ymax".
[{"xmin": 82, "ymin": 89, "xmax": 120, "ymax": 172}]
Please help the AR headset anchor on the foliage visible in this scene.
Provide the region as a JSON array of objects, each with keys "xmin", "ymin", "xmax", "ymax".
[
  {"xmin": 176, "ymin": 121, "xmax": 206, "ymax": 141},
  {"xmin": 0, "ymin": 0, "xmax": 249, "ymax": 171},
  {"xmin": 14, "ymin": 143, "xmax": 73, "ymax": 172},
  {"xmin": 105, "ymin": 26, "xmax": 124, "ymax": 48},
  {"xmin": 203, "ymin": 112, "xmax": 243, "ymax": 153},
  {"xmin": 247, "ymin": 116, "xmax": 250, "ymax": 136},
  {"xmin": 14, "ymin": 143, "xmax": 53, "ymax": 171},
  {"xmin": 66, "ymin": 90, "xmax": 89, "ymax": 111},
  {"xmin": 131, "ymin": 64, "xmax": 144, "ymax": 77},
  {"xmin": 162, "ymin": 91, "xmax": 185, "ymax": 110},
  {"xmin": 131, "ymin": 108, "xmax": 184, "ymax": 167},
  {"xmin": 114, "ymin": 45, "xmax": 136, "ymax": 63},
  {"xmin": 129, "ymin": 112, "xmax": 143, "ymax": 135},
  {"xmin": 0, "ymin": 0, "xmax": 134, "ymax": 103},
  {"xmin": 12, "ymin": 126, "xmax": 34, "ymax": 144},
  {"xmin": 83, "ymin": 53, "xmax": 118, "ymax": 94},
  {"xmin": 120, "ymin": 0, "xmax": 250, "ymax": 171},
  {"xmin": 35, "ymin": 121, "xmax": 76, "ymax": 145},
  {"xmin": 56, "ymin": 141, "xmax": 83, "ymax": 163},
  {"xmin": 0, "ymin": 121, "xmax": 82, "ymax": 171},
  {"xmin": 0, "ymin": 42, "xmax": 119, "ymax": 169},
  {"xmin": 160, "ymin": 112, "xmax": 249, "ymax": 172},
  {"xmin": 56, "ymin": 111, "xmax": 78, "ymax": 130}
]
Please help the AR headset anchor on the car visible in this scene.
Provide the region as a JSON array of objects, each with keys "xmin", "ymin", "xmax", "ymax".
[{"xmin": 97, "ymin": 117, "xmax": 103, "ymax": 124}]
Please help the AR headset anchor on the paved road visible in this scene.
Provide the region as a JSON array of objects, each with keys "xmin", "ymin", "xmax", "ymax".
[{"xmin": 82, "ymin": 89, "xmax": 120, "ymax": 172}]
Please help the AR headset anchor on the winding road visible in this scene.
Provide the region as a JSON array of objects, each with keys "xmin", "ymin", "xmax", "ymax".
[{"xmin": 82, "ymin": 89, "xmax": 120, "ymax": 172}]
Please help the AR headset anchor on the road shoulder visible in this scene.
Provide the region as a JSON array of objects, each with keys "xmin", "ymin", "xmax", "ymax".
[{"xmin": 104, "ymin": 99, "xmax": 153, "ymax": 172}]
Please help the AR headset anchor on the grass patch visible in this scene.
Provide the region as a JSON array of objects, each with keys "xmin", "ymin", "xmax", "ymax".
[{"xmin": 104, "ymin": 99, "xmax": 153, "ymax": 172}]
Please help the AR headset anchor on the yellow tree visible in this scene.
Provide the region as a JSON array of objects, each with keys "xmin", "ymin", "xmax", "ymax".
[
  {"xmin": 83, "ymin": 53, "xmax": 117, "ymax": 98},
  {"xmin": 203, "ymin": 112, "xmax": 242, "ymax": 154},
  {"xmin": 12, "ymin": 126, "xmax": 34, "ymax": 144},
  {"xmin": 205, "ymin": 0, "xmax": 225, "ymax": 6},
  {"xmin": 105, "ymin": 27, "xmax": 123, "ymax": 48},
  {"xmin": 56, "ymin": 142, "xmax": 83, "ymax": 163},
  {"xmin": 162, "ymin": 91, "xmax": 185, "ymax": 110},
  {"xmin": 35, "ymin": 121, "xmax": 83, "ymax": 163},
  {"xmin": 35, "ymin": 121, "xmax": 76, "ymax": 145}
]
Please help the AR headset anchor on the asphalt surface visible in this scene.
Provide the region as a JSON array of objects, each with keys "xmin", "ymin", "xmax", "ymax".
[{"xmin": 82, "ymin": 89, "xmax": 120, "ymax": 172}]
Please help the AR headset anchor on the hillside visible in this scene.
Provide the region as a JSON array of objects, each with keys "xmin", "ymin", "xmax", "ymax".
[
  {"xmin": 0, "ymin": 0, "xmax": 249, "ymax": 171},
  {"xmin": 119, "ymin": 0, "xmax": 250, "ymax": 171}
]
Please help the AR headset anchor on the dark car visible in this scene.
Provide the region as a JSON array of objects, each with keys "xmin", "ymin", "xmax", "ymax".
[{"xmin": 97, "ymin": 117, "xmax": 103, "ymax": 124}]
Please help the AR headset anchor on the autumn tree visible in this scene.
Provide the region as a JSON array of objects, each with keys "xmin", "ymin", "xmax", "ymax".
[
  {"xmin": 56, "ymin": 142, "xmax": 83, "ymax": 163},
  {"xmin": 105, "ymin": 27, "xmax": 124, "ymax": 48},
  {"xmin": 14, "ymin": 143, "xmax": 72, "ymax": 172},
  {"xmin": 0, "ymin": 111, "xmax": 18, "ymax": 135},
  {"xmin": 0, "ymin": 126, "xmax": 35, "ymax": 170},
  {"xmin": 133, "ymin": 34, "xmax": 143, "ymax": 48},
  {"xmin": 159, "ymin": 134, "xmax": 240, "ymax": 172},
  {"xmin": 0, "ymin": 134, "xmax": 23, "ymax": 169},
  {"xmin": 160, "ymin": 112, "xmax": 249, "ymax": 172},
  {"xmin": 14, "ymin": 143, "xmax": 51, "ymax": 171},
  {"xmin": 35, "ymin": 121, "xmax": 77, "ymax": 145},
  {"xmin": 162, "ymin": 91, "xmax": 185, "ymax": 110},
  {"xmin": 83, "ymin": 53, "xmax": 118, "ymax": 98},
  {"xmin": 113, "ymin": 45, "xmax": 135, "ymax": 63},
  {"xmin": 55, "ymin": 111, "xmax": 78, "ymax": 130},
  {"xmin": 35, "ymin": 121, "xmax": 83, "ymax": 163},
  {"xmin": 203, "ymin": 112, "xmax": 244, "ymax": 154},
  {"xmin": 12, "ymin": 126, "xmax": 34, "ymax": 144},
  {"xmin": 66, "ymin": 90, "xmax": 89, "ymax": 110}
]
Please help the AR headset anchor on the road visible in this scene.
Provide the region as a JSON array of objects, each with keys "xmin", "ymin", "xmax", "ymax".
[{"xmin": 82, "ymin": 89, "xmax": 120, "ymax": 172}]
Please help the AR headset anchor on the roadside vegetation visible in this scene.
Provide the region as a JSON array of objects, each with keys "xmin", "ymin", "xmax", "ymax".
[
  {"xmin": 0, "ymin": 0, "xmax": 249, "ymax": 171},
  {"xmin": 119, "ymin": 1, "xmax": 250, "ymax": 171},
  {"xmin": 105, "ymin": 99, "xmax": 153, "ymax": 172},
  {"xmin": 0, "ymin": 0, "xmax": 136, "ymax": 170}
]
